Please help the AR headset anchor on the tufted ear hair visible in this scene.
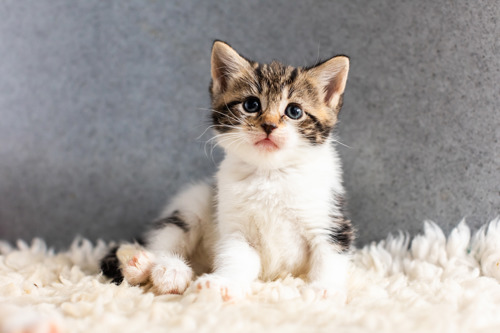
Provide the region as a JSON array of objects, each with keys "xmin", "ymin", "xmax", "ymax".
[
  {"xmin": 211, "ymin": 41, "xmax": 252, "ymax": 94},
  {"xmin": 308, "ymin": 55, "xmax": 350, "ymax": 111}
]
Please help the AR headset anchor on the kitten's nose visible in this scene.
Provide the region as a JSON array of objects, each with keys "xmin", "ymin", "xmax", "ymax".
[{"xmin": 261, "ymin": 123, "xmax": 277, "ymax": 135}]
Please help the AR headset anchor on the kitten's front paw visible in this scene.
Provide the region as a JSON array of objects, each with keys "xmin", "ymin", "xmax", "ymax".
[
  {"xmin": 195, "ymin": 274, "xmax": 250, "ymax": 302},
  {"xmin": 194, "ymin": 274, "xmax": 247, "ymax": 301},
  {"xmin": 117, "ymin": 244, "xmax": 154, "ymax": 285},
  {"xmin": 150, "ymin": 256, "xmax": 193, "ymax": 295}
]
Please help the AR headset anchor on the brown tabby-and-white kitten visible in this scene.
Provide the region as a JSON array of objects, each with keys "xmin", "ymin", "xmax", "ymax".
[{"xmin": 101, "ymin": 41, "xmax": 354, "ymax": 301}]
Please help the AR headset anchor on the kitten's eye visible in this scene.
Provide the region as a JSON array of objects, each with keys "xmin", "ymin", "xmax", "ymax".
[
  {"xmin": 243, "ymin": 97, "xmax": 261, "ymax": 113},
  {"xmin": 285, "ymin": 104, "xmax": 303, "ymax": 120}
]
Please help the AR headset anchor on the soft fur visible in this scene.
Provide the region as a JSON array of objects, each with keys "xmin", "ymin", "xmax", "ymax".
[
  {"xmin": 101, "ymin": 41, "xmax": 354, "ymax": 300},
  {"xmin": 1, "ymin": 219, "xmax": 500, "ymax": 333}
]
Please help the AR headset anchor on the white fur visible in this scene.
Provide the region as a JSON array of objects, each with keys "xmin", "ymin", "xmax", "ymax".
[
  {"xmin": 150, "ymin": 254, "xmax": 193, "ymax": 295},
  {"xmin": 211, "ymin": 141, "xmax": 345, "ymax": 285}
]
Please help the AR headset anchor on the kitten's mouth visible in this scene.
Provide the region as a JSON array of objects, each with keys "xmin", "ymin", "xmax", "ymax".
[{"xmin": 254, "ymin": 137, "xmax": 279, "ymax": 151}]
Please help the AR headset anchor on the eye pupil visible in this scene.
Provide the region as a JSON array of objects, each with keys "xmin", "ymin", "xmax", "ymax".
[
  {"xmin": 243, "ymin": 97, "xmax": 261, "ymax": 113},
  {"xmin": 285, "ymin": 104, "xmax": 303, "ymax": 120}
]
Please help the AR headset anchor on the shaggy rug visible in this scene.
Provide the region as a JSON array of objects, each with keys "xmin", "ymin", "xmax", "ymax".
[{"xmin": 1, "ymin": 218, "xmax": 500, "ymax": 333}]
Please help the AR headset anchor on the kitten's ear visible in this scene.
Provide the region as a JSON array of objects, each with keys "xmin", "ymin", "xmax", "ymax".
[
  {"xmin": 211, "ymin": 41, "xmax": 251, "ymax": 94},
  {"xmin": 309, "ymin": 56, "xmax": 350, "ymax": 111}
]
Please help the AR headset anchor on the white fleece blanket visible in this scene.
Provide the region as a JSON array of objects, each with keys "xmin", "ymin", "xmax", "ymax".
[{"xmin": 1, "ymin": 218, "xmax": 500, "ymax": 333}]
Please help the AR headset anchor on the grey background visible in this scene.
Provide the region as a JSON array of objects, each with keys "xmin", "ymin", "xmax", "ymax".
[{"xmin": 0, "ymin": 0, "xmax": 498, "ymax": 248}]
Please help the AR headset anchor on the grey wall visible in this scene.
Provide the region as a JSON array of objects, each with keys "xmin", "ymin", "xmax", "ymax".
[{"xmin": 0, "ymin": 0, "xmax": 498, "ymax": 248}]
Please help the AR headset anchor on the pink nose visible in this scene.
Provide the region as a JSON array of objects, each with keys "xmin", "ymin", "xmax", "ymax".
[{"xmin": 261, "ymin": 123, "xmax": 277, "ymax": 135}]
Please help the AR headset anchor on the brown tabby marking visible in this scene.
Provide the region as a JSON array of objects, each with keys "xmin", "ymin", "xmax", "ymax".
[{"xmin": 210, "ymin": 56, "xmax": 344, "ymax": 145}]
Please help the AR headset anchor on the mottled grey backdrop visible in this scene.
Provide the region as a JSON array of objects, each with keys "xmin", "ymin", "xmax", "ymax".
[{"xmin": 0, "ymin": 0, "xmax": 498, "ymax": 248}]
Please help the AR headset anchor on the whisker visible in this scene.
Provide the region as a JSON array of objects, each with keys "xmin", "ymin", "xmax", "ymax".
[
  {"xmin": 207, "ymin": 132, "xmax": 245, "ymax": 153},
  {"xmin": 223, "ymin": 102, "xmax": 251, "ymax": 127},
  {"xmin": 198, "ymin": 103, "xmax": 252, "ymax": 129},
  {"xmin": 203, "ymin": 132, "xmax": 243, "ymax": 157},
  {"xmin": 331, "ymin": 138, "xmax": 351, "ymax": 149},
  {"xmin": 198, "ymin": 108, "xmax": 242, "ymax": 125},
  {"xmin": 214, "ymin": 134, "xmax": 247, "ymax": 154},
  {"xmin": 221, "ymin": 136, "xmax": 246, "ymax": 153},
  {"xmin": 196, "ymin": 124, "xmax": 241, "ymax": 140}
]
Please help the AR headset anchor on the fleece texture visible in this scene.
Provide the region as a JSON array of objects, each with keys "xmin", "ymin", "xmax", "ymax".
[{"xmin": 1, "ymin": 218, "xmax": 500, "ymax": 333}]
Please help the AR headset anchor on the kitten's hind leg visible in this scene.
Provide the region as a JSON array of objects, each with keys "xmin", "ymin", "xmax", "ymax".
[
  {"xmin": 145, "ymin": 182, "xmax": 215, "ymax": 295},
  {"xmin": 100, "ymin": 182, "xmax": 214, "ymax": 294}
]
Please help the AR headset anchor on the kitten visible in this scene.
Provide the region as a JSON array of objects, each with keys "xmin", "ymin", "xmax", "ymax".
[{"xmin": 101, "ymin": 41, "xmax": 354, "ymax": 301}]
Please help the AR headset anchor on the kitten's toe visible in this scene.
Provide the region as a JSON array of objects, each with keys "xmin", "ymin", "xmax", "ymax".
[
  {"xmin": 119, "ymin": 247, "xmax": 155, "ymax": 285},
  {"xmin": 194, "ymin": 274, "xmax": 247, "ymax": 301},
  {"xmin": 150, "ymin": 256, "xmax": 193, "ymax": 295}
]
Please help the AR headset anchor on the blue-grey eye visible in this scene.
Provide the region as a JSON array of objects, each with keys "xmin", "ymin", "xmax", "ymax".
[
  {"xmin": 285, "ymin": 104, "xmax": 303, "ymax": 120},
  {"xmin": 243, "ymin": 97, "xmax": 261, "ymax": 113}
]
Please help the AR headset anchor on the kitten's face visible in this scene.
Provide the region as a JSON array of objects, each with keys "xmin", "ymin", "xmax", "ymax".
[{"xmin": 209, "ymin": 41, "xmax": 349, "ymax": 167}]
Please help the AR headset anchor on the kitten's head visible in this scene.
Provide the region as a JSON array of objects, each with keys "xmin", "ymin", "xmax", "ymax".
[{"xmin": 209, "ymin": 41, "xmax": 349, "ymax": 167}]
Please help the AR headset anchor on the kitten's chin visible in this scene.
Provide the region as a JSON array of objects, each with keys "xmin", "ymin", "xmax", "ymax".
[
  {"xmin": 219, "ymin": 134, "xmax": 306, "ymax": 169},
  {"xmin": 229, "ymin": 143, "xmax": 303, "ymax": 169}
]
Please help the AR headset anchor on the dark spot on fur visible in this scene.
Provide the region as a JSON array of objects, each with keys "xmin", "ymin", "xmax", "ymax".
[
  {"xmin": 305, "ymin": 112, "xmax": 327, "ymax": 135},
  {"xmin": 135, "ymin": 236, "xmax": 146, "ymax": 246},
  {"xmin": 327, "ymin": 219, "xmax": 354, "ymax": 251},
  {"xmin": 211, "ymin": 102, "xmax": 243, "ymax": 133},
  {"xmin": 287, "ymin": 68, "xmax": 299, "ymax": 98},
  {"xmin": 225, "ymin": 100, "xmax": 241, "ymax": 109},
  {"xmin": 153, "ymin": 210, "xmax": 189, "ymax": 232},
  {"xmin": 100, "ymin": 246, "xmax": 123, "ymax": 284},
  {"xmin": 326, "ymin": 194, "xmax": 355, "ymax": 251},
  {"xmin": 254, "ymin": 65, "xmax": 264, "ymax": 91},
  {"xmin": 288, "ymin": 68, "xmax": 298, "ymax": 85},
  {"xmin": 298, "ymin": 111, "xmax": 333, "ymax": 145}
]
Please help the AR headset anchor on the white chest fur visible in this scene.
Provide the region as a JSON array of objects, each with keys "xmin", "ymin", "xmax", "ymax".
[{"xmin": 215, "ymin": 144, "xmax": 345, "ymax": 280}]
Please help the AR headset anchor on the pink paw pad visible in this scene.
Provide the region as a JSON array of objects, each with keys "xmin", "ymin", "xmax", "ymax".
[{"xmin": 122, "ymin": 251, "xmax": 154, "ymax": 285}]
